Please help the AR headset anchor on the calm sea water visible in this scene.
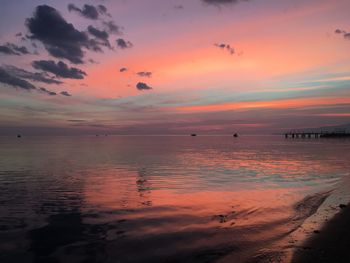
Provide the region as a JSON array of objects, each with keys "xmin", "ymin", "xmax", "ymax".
[{"xmin": 1, "ymin": 135, "xmax": 350, "ymax": 262}]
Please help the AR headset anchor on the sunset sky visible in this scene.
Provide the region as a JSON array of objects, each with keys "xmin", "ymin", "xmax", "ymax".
[{"xmin": 0, "ymin": 0, "xmax": 349, "ymax": 135}]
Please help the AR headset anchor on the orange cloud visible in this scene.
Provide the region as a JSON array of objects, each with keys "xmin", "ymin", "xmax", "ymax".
[{"xmin": 174, "ymin": 97, "xmax": 350, "ymax": 113}]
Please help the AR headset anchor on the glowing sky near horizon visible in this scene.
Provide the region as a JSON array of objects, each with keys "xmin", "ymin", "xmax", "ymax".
[{"xmin": 0, "ymin": 0, "xmax": 349, "ymax": 134}]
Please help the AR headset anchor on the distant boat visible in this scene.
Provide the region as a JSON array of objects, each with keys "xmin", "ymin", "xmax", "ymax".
[
  {"xmin": 233, "ymin": 133, "xmax": 238, "ymax": 137},
  {"xmin": 191, "ymin": 134, "xmax": 197, "ymax": 137},
  {"xmin": 17, "ymin": 134, "xmax": 21, "ymax": 138}
]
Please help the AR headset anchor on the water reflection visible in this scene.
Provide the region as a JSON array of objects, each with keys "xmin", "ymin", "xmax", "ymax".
[
  {"xmin": 0, "ymin": 136, "xmax": 350, "ymax": 262},
  {"xmin": 137, "ymin": 168, "xmax": 153, "ymax": 207}
]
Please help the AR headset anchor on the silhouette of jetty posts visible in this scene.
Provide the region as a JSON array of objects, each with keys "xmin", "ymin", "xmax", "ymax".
[
  {"xmin": 284, "ymin": 129, "xmax": 350, "ymax": 139},
  {"xmin": 285, "ymin": 131, "xmax": 321, "ymax": 139}
]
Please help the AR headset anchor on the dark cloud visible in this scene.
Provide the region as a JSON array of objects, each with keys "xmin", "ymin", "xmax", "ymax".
[
  {"xmin": 335, "ymin": 29, "xmax": 343, "ymax": 34},
  {"xmin": 4, "ymin": 65, "xmax": 62, "ymax": 85},
  {"xmin": 68, "ymin": 4, "xmax": 109, "ymax": 20},
  {"xmin": 26, "ymin": 5, "xmax": 106, "ymax": 64},
  {"xmin": 68, "ymin": 4, "xmax": 98, "ymax": 20},
  {"xmin": 68, "ymin": 119, "xmax": 85, "ymax": 122},
  {"xmin": 116, "ymin": 38, "xmax": 133, "ymax": 49},
  {"xmin": 0, "ymin": 67, "xmax": 36, "ymax": 90},
  {"xmin": 201, "ymin": 0, "xmax": 245, "ymax": 5},
  {"xmin": 0, "ymin": 43, "xmax": 30, "ymax": 56},
  {"xmin": 67, "ymin": 4, "xmax": 84, "ymax": 13},
  {"xmin": 0, "ymin": 66, "xmax": 60, "ymax": 96},
  {"xmin": 88, "ymin": 38, "xmax": 104, "ymax": 52},
  {"xmin": 39, "ymin": 87, "xmax": 57, "ymax": 96},
  {"xmin": 60, "ymin": 91, "xmax": 72, "ymax": 97},
  {"xmin": 120, "ymin": 67, "xmax": 128, "ymax": 72},
  {"xmin": 104, "ymin": 21, "xmax": 123, "ymax": 34},
  {"xmin": 137, "ymin": 71, "xmax": 152, "ymax": 77},
  {"xmin": 88, "ymin": 26, "xmax": 109, "ymax": 41},
  {"xmin": 214, "ymin": 43, "xmax": 235, "ymax": 55},
  {"xmin": 136, "ymin": 82, "xmax": 153, "ymax": 91},
  {"xmin": 334, "ymin": 28, "xmax": 350, "ymax": 40},
  {"xmin": 87, "ymin": 26, "xmax": 111, "ymax": 48},
  {"xmin": 97, "ymin": 5, "xmax": 108, "ymax": 15},
  {"xmin": 32, "ymin": 60, "xmax": 87, "ymax": 79}
]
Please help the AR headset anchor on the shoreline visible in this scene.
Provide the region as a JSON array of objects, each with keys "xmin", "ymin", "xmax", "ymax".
[{"xmin": 291, "ymin": 203, "xmax": 350, "ymax": 263}]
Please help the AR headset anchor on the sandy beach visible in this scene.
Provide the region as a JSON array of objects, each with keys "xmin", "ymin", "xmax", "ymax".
[{"xmin": 292, "ymin": 203, "xmax": 350, "ymax": 263}]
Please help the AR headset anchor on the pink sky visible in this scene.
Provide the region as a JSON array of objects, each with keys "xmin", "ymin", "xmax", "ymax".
[{"xmin": 0, "ymin": 0, "xmax": 349, "ymax": 134}]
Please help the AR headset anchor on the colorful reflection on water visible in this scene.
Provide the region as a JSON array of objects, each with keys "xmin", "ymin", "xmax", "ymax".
[{"xmin": 0, "ymin": 135, "xmax": 349, "ymax": 262}]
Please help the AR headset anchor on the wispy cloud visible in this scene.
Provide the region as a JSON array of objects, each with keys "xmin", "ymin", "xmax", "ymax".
[
  {"xmin": 116, "ymin": 38, "xmax": 133, "ymax": 49},
  {"xmin": 0, "ymin": 66, "xmax": 60, "ymax": 96},
  {"xmin": 201, "ymin": 0, "xmax": 249, "ymax": 6},
  {"xmin": 4, "ymin": 65, "xmax": 62, "ymax": 85},
  {"xmin": 0, "ymin": 43, "xmax": 30, "ymax": 56},
  {"xmin": 214, "ymin": 43, "xmax": 235, "ymax": 55},
  {"xmin": 32, "ymin": 60, "xmax": 87, "ymax": 79},
  {"xmin": 137, "ymin": 71, "xmax": 152, "ymax": 77},
  {"xmin": 60, "ymin": 91, "xmax": 72, "ymax": 97},
  {"xmin": 0, "ymin": 67, "xmax": 36, "ymax": 90},
  {"xmin": 68, "ymin": 4, "xmax": 109, "ymax": 20}
]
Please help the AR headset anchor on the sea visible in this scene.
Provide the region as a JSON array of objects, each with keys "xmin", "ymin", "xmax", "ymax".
[{"xmin": 1, "ymin": 135, "xmax": 350, "ymax": 262}]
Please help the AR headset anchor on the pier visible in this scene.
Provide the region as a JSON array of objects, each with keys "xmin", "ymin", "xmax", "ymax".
[
  {"xmin": 284, "ymin": 130, "xmax": 350, "ymax": 139},
  {"xmin": 284, "ymin": 132, "xmax": 320, "ymax": 139}
]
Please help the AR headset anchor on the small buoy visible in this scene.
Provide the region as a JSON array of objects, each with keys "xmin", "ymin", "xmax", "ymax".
[
  {"xmin": 17, "ymin": 134, "xmax": 21, "ymax": 138},
  {"xmin": 191, "ymin": 133, "xmax": 197, "ymax": 136},
  {"xmin": 233, "ymin": 133, "xmax": 238, "ymax": 138}
]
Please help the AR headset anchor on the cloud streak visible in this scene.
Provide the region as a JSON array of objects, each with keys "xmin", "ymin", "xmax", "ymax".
[
  {"xmin": 137, "ymin": 71, "xmax": 152, "ymax": 77},
  {"xmin": 88, "ymin": 26, "xmax": 109, "ymax": 41},
  {"xmin": 103, "ymin": 21, "xmax": 123, "ymax": 35},
  {"xmin": 87, "ymin": 25, "xmax": 111, "ymax": 48},
  {"xmin": 0, "ymin": 66, "xmax": 62, "ymax": 96},
  {"xmin": 68, "ymin": 4, "xmax": 108, "ymax": 20},
  {"xmin": 32, "ymin": 60, "xmax": 87, "ymax": 79},
  {"xmin": 39, "ymin": 87, "xmax": 57, "ymax": 96},
  {"xmin": 0, "ymin": 43, "xmax": 30, "ymax": 56},
  {"xmin": 4, "ymin": 65, "xmax": 62, "ymax": 85},
  {"xmin": 60, "ymin": 91, "xmax": 72, "ymax": 97},
  {"xmin": 0, "ymin": 67, "xmax": 36, "ymax": 90},
  {"xmin": 175, "ymin": 97, "xmax": 350, "ymax": 113},
  {"xmin": 201, "ymin": 0, "xmax": 248, "ymax": 5}
]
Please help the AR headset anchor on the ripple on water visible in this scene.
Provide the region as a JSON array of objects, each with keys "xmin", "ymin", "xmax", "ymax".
[{"xmin": 0, "ymin": 136, "xmax": 350, "ymax": 262}]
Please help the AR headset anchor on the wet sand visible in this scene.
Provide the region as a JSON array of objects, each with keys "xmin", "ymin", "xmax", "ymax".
[{"xmin": 292, "ymin": 203, "xmax": 350, "ymax": 263}]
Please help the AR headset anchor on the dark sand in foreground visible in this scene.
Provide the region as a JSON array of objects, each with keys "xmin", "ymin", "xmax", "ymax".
[{"xmin": 292, "ymin": 204, "xmax": 350, "ymax": 263}]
